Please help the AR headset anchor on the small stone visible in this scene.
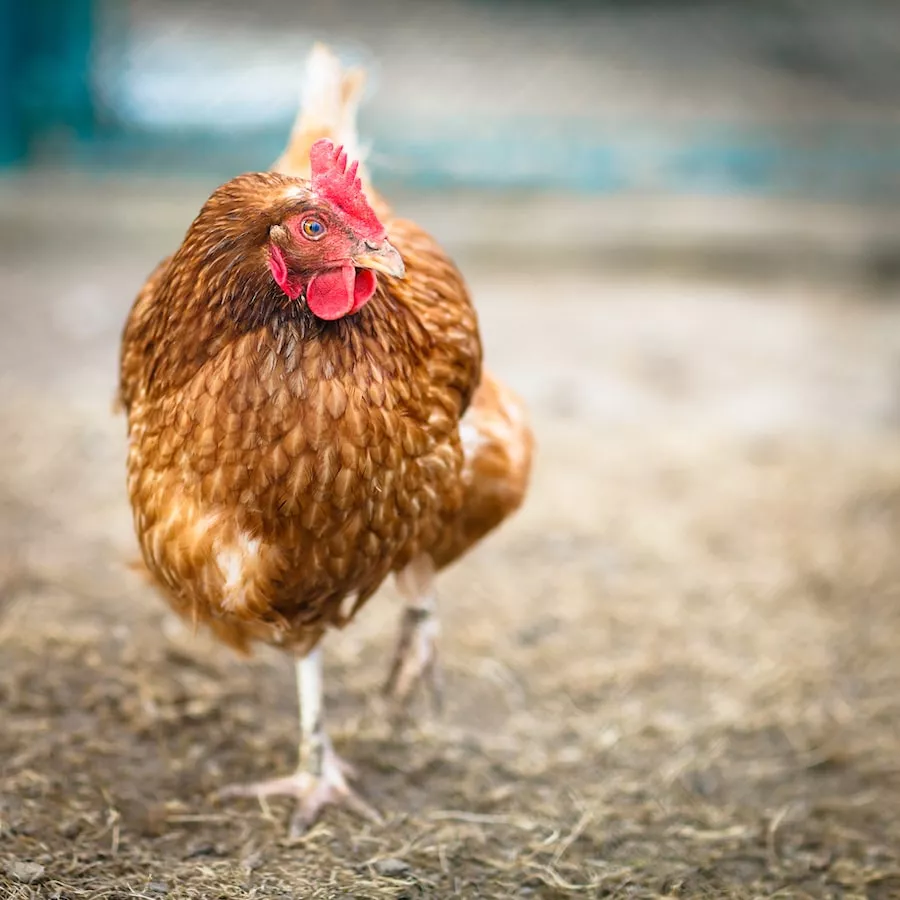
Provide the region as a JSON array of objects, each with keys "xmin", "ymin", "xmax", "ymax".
[
  {"xmin": 147, "ymin": 882, "xmax": 169, "ymax": 895},
  {"xmin": 7, "ymin": 860, "xmax": 46, "ymax": 884},
  {"xmin": 375, "ymin": 857, "xmax": 411, "ymax": 876}
]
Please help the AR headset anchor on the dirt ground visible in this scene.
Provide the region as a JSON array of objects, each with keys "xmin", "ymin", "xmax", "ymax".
[{"xmin": 2, "ymin": 183, "xmax": 900, "ymax": 899}]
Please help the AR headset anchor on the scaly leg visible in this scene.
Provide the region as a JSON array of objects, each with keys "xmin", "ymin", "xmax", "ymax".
[
  {"xmin": 219, "ymin": 647, "xmax": 381, "ymax": 835},
  {"xmin": 383, "ymin": 555, "xmax": 443, "ymax": 713}
]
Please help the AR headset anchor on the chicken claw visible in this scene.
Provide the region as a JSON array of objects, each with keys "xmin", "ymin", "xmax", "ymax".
[
  {"xmin": 383, "ymin": 603, "xmax": 443, "ymax": 713},
  {"xmin": 218, "ymin": 741, "xmax": 381, "ymax": 836},
  {"xmin": 218, "ymin": 648, "xmax": 381, "ymax": 834}
]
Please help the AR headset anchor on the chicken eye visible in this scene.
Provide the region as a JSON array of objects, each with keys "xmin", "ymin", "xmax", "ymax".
[{"xmin": 301, "ymin": 217, "xmax": 326, "ymax": 240}]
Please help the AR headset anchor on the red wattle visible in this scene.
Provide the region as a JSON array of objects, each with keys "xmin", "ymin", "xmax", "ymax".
[
  {"xmin": 307, "ymin": 265, "xmax": 377, "ymax": 321},
  {"xmin": 350, "ymin": 268, "xmax": 377, "ymax": 313}
]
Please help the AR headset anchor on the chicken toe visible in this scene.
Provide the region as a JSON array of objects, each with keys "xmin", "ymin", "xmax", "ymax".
[
  {"xmin": 218, "ymin": 743, "xmax": 381, "ymax": 836},
  {"xmin": 218, "ymin": 647, "xmax": 380, "ymax": 833}
]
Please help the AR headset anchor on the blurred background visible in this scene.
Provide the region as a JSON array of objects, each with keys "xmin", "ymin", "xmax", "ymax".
[
  {"xmin": 4, "ymin": 0, "xmax": 900, "ymax": 192},
  {"xmin": 2, "ymin": 2, "xmax": 900, "ymax": 897},
  {"xmin": 3, "ymin": 0, "xmax": 900, "ymax": 261}
]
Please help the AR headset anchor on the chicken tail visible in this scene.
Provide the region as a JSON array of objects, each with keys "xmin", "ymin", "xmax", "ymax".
[{"xmin": 272, "ymin": 42, "xmax": 369, "ymax": 183}]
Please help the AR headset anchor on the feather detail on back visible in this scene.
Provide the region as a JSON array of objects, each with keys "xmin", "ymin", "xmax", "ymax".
[
  {"xmin": 273, "ymin": 43, "xmax": 368, "ymax": 183},
  {"xmin": 272, "ymin": 43, "xmax": 390, "ymax": 219},
  {"xmin": 429, "ymin": 371, "xmax": 534, "ymax": 570}
]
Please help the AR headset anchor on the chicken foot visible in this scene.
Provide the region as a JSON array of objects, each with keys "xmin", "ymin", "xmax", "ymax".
[
  {"xmin": 218, "ymin": 647, "xmax": 381, "ymax": 835},
  {"xmin": 383, "ymin": 556, "xmax": 443, "ymax": 713}
]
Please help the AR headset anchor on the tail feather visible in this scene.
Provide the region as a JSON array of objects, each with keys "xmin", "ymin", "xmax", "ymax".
[{"xmin": 272, "ymin": 43, "xmax": 369, "ymax": 183}]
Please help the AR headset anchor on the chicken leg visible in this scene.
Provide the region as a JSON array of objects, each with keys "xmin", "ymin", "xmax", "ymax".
[
  {"xmin": 383, "ymin": 556, "xmax": 443, "ymax": 712},
  {"xmin": 219, "ymin": 647, "xmax": 381, "ymax": 835}
]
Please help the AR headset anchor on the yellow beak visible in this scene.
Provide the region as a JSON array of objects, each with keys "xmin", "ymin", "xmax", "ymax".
[{"xmin": 353, "ymin": 239, "xmax": 405, "ymax": 279}]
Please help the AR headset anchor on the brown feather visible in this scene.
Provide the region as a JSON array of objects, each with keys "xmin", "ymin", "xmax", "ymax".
[
  {"xmin": 428, "ymin": 371, "xmax": 534, "ymax": 570},
  {"xmin": 119, "ymin": 173, "xmax": 486, "ymax": 654}
]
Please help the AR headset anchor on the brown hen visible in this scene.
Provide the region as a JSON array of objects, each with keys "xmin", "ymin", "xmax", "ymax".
[{"xmin": 119, "ymin": 44, "xmax": 532, "ymax": 832}]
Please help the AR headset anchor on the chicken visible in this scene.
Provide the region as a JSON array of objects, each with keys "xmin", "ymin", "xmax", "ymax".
[{"xmin": 118, "ymin": 44, "xmax": 533, "ymax": 833}]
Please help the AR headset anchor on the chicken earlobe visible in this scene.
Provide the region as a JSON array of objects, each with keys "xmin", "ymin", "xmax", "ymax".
[
  {"xmin": 217, "ymin": 648, "xmax": 381, "ymax": 834},
  {"xmin": 267, "ymin": 241, "xmax": 305, "ymax": 300}
]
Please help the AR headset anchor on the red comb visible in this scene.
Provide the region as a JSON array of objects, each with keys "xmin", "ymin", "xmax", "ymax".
[{"xmin": 310, "ymin": 139, "xmax": 385, "ymax": 243}]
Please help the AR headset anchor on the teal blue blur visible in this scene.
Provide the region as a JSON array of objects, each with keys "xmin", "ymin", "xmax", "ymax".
[
  {"xmin": 1, "ymin": 0, "xmax": 899, "ymax": 199},
  {"xmin": 0, "ymin": 0, "xmax": 94, "ymax": 165}
]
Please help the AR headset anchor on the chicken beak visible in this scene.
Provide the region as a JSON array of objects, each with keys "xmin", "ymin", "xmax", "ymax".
[{"xmin": 353, "ymin": 239, "xmax": 405, "ymax": 279}]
